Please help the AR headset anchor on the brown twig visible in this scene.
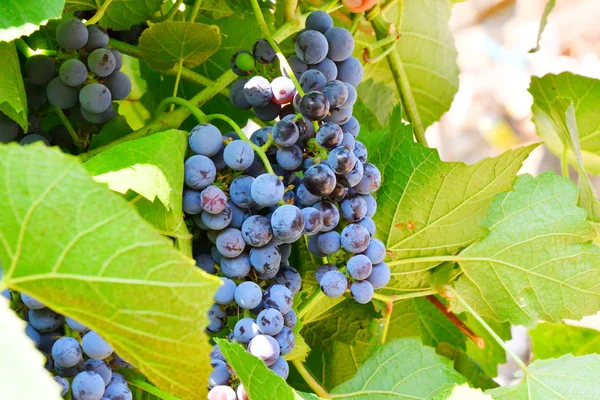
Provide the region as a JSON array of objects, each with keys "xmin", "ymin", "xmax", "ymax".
[{"xmin": 426, "ymin": 295, "xmax": 485, "ymax": 349}]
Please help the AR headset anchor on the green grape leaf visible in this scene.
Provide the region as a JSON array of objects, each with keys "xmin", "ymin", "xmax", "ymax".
[
  {"xmin": 139, "ymin": 21, "xmax": 221, "ymax": 71},
  {"xmin": 529, "ymin": 0, "xmax": 556, "ymax": 53},
  {"xmin": 0, "ymin": 41, "xmax": 27, "ymax": 130},
  {"xmin": 100, "ymin": 0, "xmax": 163, "ymax": 31},
  {"xmin": 330, "ymin": 338, "xmax": 466, "ymax": 399},
  {"xmin": 89, "ymin": 115, "xmax": 133, "ymax": 150},
  {"xmin": 486, "ymin": 354, "xmax": 600, "ymax": 399},
  {"xmin": 453, "ymin": 172, "xmax": 600, "ymax": 326},
  {"xmin": 365, "ymin": 0, "xmax": 459, "ymax": 130},
  {"xmin": 195, "ymin": 0, "xmax": 234, "ymax": 20},
  {"xmin": 0, "ymin": 297, "xmax": 62, "ymax": 399},
  {"xmin": 0, "ymin": 0, "xmax": 64, "ymax": 42},
  {"xmin": 119, "ymin": 55, "xmax": 155, "ymax": 131},
  {"xmin": 0, "ymin": 144, "xmax": 220, "ymax": 399},
  {"xmin": 217, "ymin": 339, "xmax": 305, "ymax": 400},
  {"xmin": 364, "ymin": 107, "xmax": 537, "ymax": 292},
  {"xmin": 355, "ymin": 79, "xmax": 397, "ymax": 130},
  {"xmin": 430, "ymin": 383, "xmax": 493, "ymax": 400},
  {"xmin": 529, "ymin": 73, "xmax": 600, "ymax": 174},
  {"xmin": 128, "ymin": 193, "xmax": 188, "ymax": 239},
  {"xmin": 436, "ymin": 344, "xmax": 499, "ymax": 391},
  {"xmin": 84, "ymin": 129, "xmax": 187, "ymax": 211},
  {"xmin": 464, "ymin": 315, "xmax": 510, "ymax": 378},
  {"xmin": 530, "ymin": 322, "xmax": 600, "ymax": 359}
]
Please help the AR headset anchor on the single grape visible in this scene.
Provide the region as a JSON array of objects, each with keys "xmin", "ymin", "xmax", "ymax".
[
  {"xmin": 313, "ymin": 201, "xmax": 340, "ymax": 232},
  {"xmin": 276, "ymin": 145, "xmax": 303, "ymax": 171},
  {"xmin": 28, "ymin": 308, "xmax": 63, "ymax": 333},
  {"xmin": 208, "ymin": 386, "xmax": 237, "ymax": 400},
  {"xmin": 233, "ymin": 318, "xmax": 260, "ymax": 344},
  {"xmin": 72, "ymin": 371, "xmax": 105, "ymax": 400},
  {"xmin": 230, "ymin": 50, "xmax": 252, "ymax": 76},
  {"xmin": 184, "ymin": 155, "xmax": 216, "ymax": 190},
  {"xmin": 257, "ymin": 308, "xmax": 284, "ymax": 335},
  {"xmin": 251, "ymin": 126, "xmax": 274, "ymax": 149},
  {"xmin": 210, "ymin": 345, "xmax": 226, "ymax": 362},
  {"xmin": 341, "ymin": 224, "xmax": 371, "ymax": 253},
  {"xmin": 283, "ymin": 310, "xmax": 297, "ymax": 330},
  {"xmin": 273, "ymin": 326, "xmax": 295, "ymax": 355},
  {"xmin": 224, "ymin": 140, "xmax": 254, "ymax": 171},
  {"xmin": 251, "ymin": 174, "xmax": 284, "ymax": 207},
  {"xmin": 350, "ymin": 280, "xmax": 374, "ymax": 304},
  {"xmin": 299, "ymin": 91, "xmax": 330, "ymax": 121},
  {"xmin": 316, "ymin": 123, "xmax": 344, "ymax": 149},
  {"xmin": 80, "ymin": 83, "xmax": 112, "ymax": 113},
  {"xmin": 342, "ymin": 117, "xmax": 360, "ymax": 138},
  {"xmin": 0, "ymin": 114, "xmax": 19, "ymax": 143},
  {"xmin": 269, "ymin": 356, "xmax": 290, "ymax": 379},
  {"xmin": 322, "ymin": 80, "xmax": 349, "ymax": 107},
  {"xmin": 82, "ymin": 359, "xmax": 112, "ymax": 386},
  {"xmin": 320, "ymin": 270, "xmax": 348, "ymax": 298},
  {"xmin": 328, "ymin": 146, "xmax": 357, "ymax": 175},
  {"xmin": 47, "ymin": 77, "xmax": 79, "ymax": 109},
  {"xmin": 235, "ymin": 51, "xmax": 255, "ymax": 72},
  {"xmin": 253, "ymin": 101, "xmax": 282, "ymax": 121},
  {"xmin": 273, "ymin": 266, "xmax": 302, "ymax": 295},
  {"xmin": 230, "ymin": 79, "xmax": 252, "ymax": 110},
  {"xmin": 271, "ymin": 205, "xmax": 305, "ymax": 243},
  {"xmin": 109, "ymin": 48, "xmax": 123, "ymax": 71},
  {"xmin": 248, "ymin": 334, "xmax": 280, "ymax": 366},
  {"xmin": 353, "ymin": 141, "xmax": 368, "ymax": 163},
  {"xmin": 103, "ymin": 71, "xmax": 131, "ymax": 100},
  {"xmin": 24, "ymin": 55, "xmax": 55, "ymax": 86},
  {"xmin": 306, "ymin": 10, "xmax": 333, "ymax": 33},
  {"xmin": 66, "ymin": 317, "xmax": 87, "ymax": 333},
  {"xmin": 283, "ymin": 113, "xmax": 314, "ymax": 141},
  {"xmin": 296, "ymin": 183, "xmax": 322, "ymax": 206},
  {"xmin": 249, "ymin": 243, "xmax": 281, "ymax": 276},
  {"xmin": 317, "ymin": 231, "xmax": 341, "ymax": 255},
  {"xmin": 20, "ymin": 134, "xmax": 51, "ymax": 146},
  {"xmin": 207, "ymin": 304, "xmax": 227, "ymax": 332},
  {"xmin": 341, "ymin": 132, "xmax": 356, "ymax": 150},
  {"xmin": 301, "ymin": 207, "xmax": 323, "ymax": 236},
  {"xmin": 357, "ymin": 216, "xmax": 376, "ymax": 237},
  {"xmin": 210, "ymin": 361, "xmax": 231, "ymax": 388},
  {"xmin": 52, "ymin": 337, "xmax": 82, "ymax": 368},
  {"xmin": 109, "ymin": 372, "xmax": 127, "ymax": 387},
  {"xmin": 85, "ymin": 25, "xmax": 109, "ymax": 51},
  {"xmin": 80, "ymin": 106, "xmax": 117, "ymax": 124},
  {"xmin": 347, "ymin": 254, "xmax": 373, "ymax": 281},
  {"xmin": 253, "ymin": 39, "xmax": 276, "ymax": 64},
  {"xmin": 340, "ymin": 196, "xmax": 367, "ymax": 222},
  {"xmin": 194, "ymin": 254, "xmax": 215, "ymax": 275},
  {"xmin": 82, "ymin": 331, "xmax": 113, "ymax": 359},
  {"xmin": 284, "ymin": 55, "xmax": 308, "ymax": 79},
  {"xmin": 199, "ymin": 187, "xmax": 226, "ymax": 216},
  {"xmin": 325, "ymin": 106, "xmax": 353, "ymax": 125},
  {"xmin": 202, "ymin": 205, "xmax": 233, "ymax": 230},
  {"xmin": 21, "ymin": 293, "xmax": 45, "ymax": 309},
  {"xmin": 56, "ymin": 18, "xmax": 89, "ymax": 50},
  {"xmin": 280, "ymin": 243, "xmax": 292, "ymax": 261},
  {"xmin": 363, "ymin": 238, "xmax": 386, "ymax": 264},
  {"xmin": 360, "ymin": 194, "xmax": 377, "ymax": 217},
  {"xmin": 310, "ymin": 58, "xmax": 338, "ymax": 81},
  {"xmin": 308, "ymin": 235, "xmax": 325, "ymax": 257},
  {"xmin": 330, "ymin": 183, "xmax": 349, "ymax": 202},
  {"xmin": 338, "ymin": 158, "xmax": 364, "ymax": 188},
  {"xmin": 295, "ymin": 30, "xmax": 329, "ymax": 64},
  {"xmin": 215, "ymin": 228, "xmax": 245, "ymax": 258},
  {"xmin": 325, "ymin": 27, "xmax": 355, "ymax": 62},
  {"xmin": 241, "ymin": 215, "xmax": 273, "ymax": 247},
  {"xmin": 103, "ymin": 383, "xmax": 132, "ymax": 400},
  {"xmin": 244, "ymin": 76, "xmax": 272, "ymax": 107},
  {"xmin": 54, "ymin": 376, "xmax": 70, "ymax": 397},
  {"xmin": 230, "ymin": 175, "xmax": 256, "ymax": 209},
  {"xmin": 263, "ymin": 284, "xmax": 294, "ymax": 316},
  {"xmin": 303, "ymin": 164, "xmax": 337, "ymax": 196},
  {"xmin": 271, "ymin": 76, "xmax": 296, "ymax": 105},
  {"xmin": 300, "ymin": 69, "xmax": 327, "ymax": 92},
  {"xmin": 354, "ymin": 163, "xmax": 382, "ymax": 194},
  {"xmin": 59, "ymin": 59, "xmax": 88, "ymax": 87},
  {"xmin": 87, "ymin": 48, "xmax": 116, "ymax": 77},
  {"xmin": 220, "ymin": 254, "xmax": 252, "ymax": 278},
  {"xmin": 336, "ymin": 56, "xmax": 364, "ymax": 87},
  {"xmin": 235, "ymin": 281, "xmax": 263, "ymax": 309},
  {"xmin": 341, "ymin": 83, "xmax": 358, "ymax": 109},
  {"xmin": 272, "ymin": 119, "xmax": 299, "ymax": 147}
]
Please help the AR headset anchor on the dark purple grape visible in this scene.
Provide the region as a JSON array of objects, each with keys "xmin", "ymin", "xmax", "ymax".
[
  {"xmin": 303, "ymin": 163, "xmax": 337, "ymax": 196},
  {"xmin": 316, "ymin": 122, "xmax": 343, "ymax": 149},
  {"xmin": 253, "ymin": 39, "xmax": 276, "ymax": 64},
  {"xmin": 300, "ymin": 69, "xmax": 327, "ymax": 92},
  {"xmin": 295, "ymin": 30, "xmax": 329, "ymax": 64},
  {"xmin": 299, "ymin": 91, "xmax": 330, "ymax": 121},
  {"xmin": 322, "ymin": 80, "xmax": 349, "ymax": 107}
]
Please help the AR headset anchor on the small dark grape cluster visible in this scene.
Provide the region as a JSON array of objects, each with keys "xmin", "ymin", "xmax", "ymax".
[
  {"xmin": 24, "ymin": 18, "xmax": 131, "ymax": 125},
  {"xmin": 1, "ymin": 275, "xmax": 133, "ymax": 400},
  {"xmin": 183, "ymin": 10, "xmax": 389, "ymax": 399}
]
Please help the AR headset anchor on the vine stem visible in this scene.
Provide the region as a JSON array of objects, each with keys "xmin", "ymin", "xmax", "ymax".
[
  {"xmin": 370, "ymin": 12, "xmax": 428, "ymax": 146},
  {"xmin": 188, "ymin": 0, "xmax": 203, "ymax": 22},
  {"xmin": 448, "ymin": 287, "xmax": 528, "ymax": 373},
  {"xmin": 380, "ymin": 300, "xmax": 393, "ymax": 344},
  {"xmin": 155, "ymin": 97, "xmax": 206, "ymax": 124},
  {"xmin": 152, "ymin": 0, "xmax": 184, "ymax": 22},
  {"xmin": 15, "ymin": 39, "xmax": 37, "ymax": 58},
  {"xmin": 284, "ymin": 0, "xmax": 298, "ymax": 23},
  {"xmin": 170, "ymin": 60, "xmax": 185, "ymax": 111},
  {"xmin": 426, "ymin": 295, "xmax": 485, "ymax": 349},
  {"xmin": 52, "ymin": 106, "xmax": 83, "ymax": 152},
  {"xmin": 386, "ymin": 255, "xmax": 462, "ymax": 267},
  {"xmin": 86, "ymin": 0, "xmax": 114, "ymax": 25},
  {"xmin": 292, "ymin": 360, "xmax": 330, "ymax": 398},
  {"xmin": 118, "ymin": 369, "xmax": 181, "ymax": 400}
]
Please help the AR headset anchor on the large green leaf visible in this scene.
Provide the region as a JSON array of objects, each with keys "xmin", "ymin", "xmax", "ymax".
[
  {"xmin": 355, "ymin": 79, "xmax": 397, "ymax": 130},
  {"xmin": 363, "ymin": 107, "xmax": 536, "ymax": 292},
  {"xmin": 487, "ymin": 354, "xmax": 600, "ymax": 399},
  {"xmin": 463, "ymin": 315, "xmax": 510, "ymax": 378},
  {"xmin": 139, "ymin": 21, "xmax": 221, "ymax": 71},
  {"xmin": 330, "ymin": 338, "xmax": 466, "ymax": 399},
  {"xmin": 0, "ymin": 41, "xmax": 27, "ymax": 130},
  {"xmin": 0, "ymin": 298, "xmax": 62, "ymax": 399},
  {"xmin": 0, "ymin": 0, "xmax": 64, "ymax": 42},
  {"xmin": 0, "ymin": 144, "xmax": 220, "ymax": 399},
  {"xmin": 530, "ymin": 322, "xmax": 600, "ymax": 359},
  {"xmin": 453, "ymin": 172, "xmax": 600, "ymax": 326},
  {"xmin": 96, "ymin": 0, "xmax": 163, "ymax": 30},
  {"xmin": 366, "ymin": 0, "xmax": 459, "ymax": 130},
  {"xmin": 529, "ymin": 73, "xmax": 600, "ymax": 174}
]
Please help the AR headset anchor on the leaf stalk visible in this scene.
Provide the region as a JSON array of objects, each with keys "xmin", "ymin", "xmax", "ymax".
[
  {"xmin": 292, "ymin": 360, "xmax": 330, "ymax": 398},
  {"xmin": 86, "ymin": 0, "xmax": 114, "ymax": 25}
]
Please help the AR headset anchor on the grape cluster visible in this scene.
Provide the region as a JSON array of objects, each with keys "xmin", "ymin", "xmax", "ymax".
[
  {"xmin": 183, "ymin": 10, "xmax": 389, "ymax": 398},
  {"xmin": 24, "ymin": 18, "xmax": 131, "ymax": 125},
  {"xmin": 1, "ymin": 280, "xmax": 133, "ymax": 399}
]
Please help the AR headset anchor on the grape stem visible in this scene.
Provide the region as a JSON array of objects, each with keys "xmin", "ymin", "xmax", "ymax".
[
  {"xmin": 561, "ymin": 146, "xmax": 569, "ymax": 176},
  {"xmin": 152, "ymin": 0, "xmax": 184, "ymax": 22},
  {"xmin": 447, "ymin": 286, "xmax": 529, "ymax": 373},
  {"xmin": 284, "ymin": 0, "xmax": 299, "ymax": 23},
  {"xmin": 86, "ymin": 0, "xmax": 114, "ymax": 26},
  {"xmin": 426, "ymin": 295, "xmax": 485, "ymax": 349},
  {"xmin": 292, "ymin": 360, "xmax": 330, "ymax": 398},
  {"xmin": 14, "ymin": 39, "xmax": 37, "ymax": 58},
  {"xmin": 52, "ymin": 106, "xmax": 84, "ymax": 152},
  {"xmin": 117, "ymin": 368, "xmax": 182, "ymax": 400},
  {"xmin": 188, "ymin": 0, "xmax": 203, "ymax": 22},
  {"xmin": 170, "ymin": 59, "xmax": 185, "ymax": 111},
  {"xmin": 380, "ymin": 300, "xmax": 393, "ymax": 344},
  {"xmin": 155, "ymin": 97, "xmax": 206, "ymax": 124}
]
